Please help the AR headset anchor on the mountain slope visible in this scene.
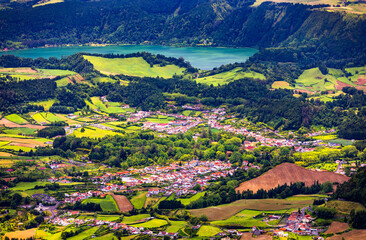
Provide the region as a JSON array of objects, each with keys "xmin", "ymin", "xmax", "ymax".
[{"xmin": 236, "ymin": 163, "xmax": 350, "ymax": 193}]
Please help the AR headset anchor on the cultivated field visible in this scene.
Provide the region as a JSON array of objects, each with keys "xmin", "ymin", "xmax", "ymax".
[
  {"xmin": 4, "ymin": 228, "xmax": 36, "ymax": 239},
  {"xmin": 110, "ymin": 193, "xmax": 134, "ymax": 213},
  {"xmin": 5, "ymin": 114, "xmax": 28, "ymax": 124},
  {"xmin": 236, "ymin": 163, "xmax": 349, "ymax": 193},
  {"xmin": 122, "ymin": 214, "xmax": 151, "ymax": 224},
  {"xmin": 84, "ymin": 55, "xmax": 185, "ymax": 78},
  {"xmin": 189, "ymin": 198, "xmax": 313, "ymax": 221},
  {"xmin": 325, "ymin": 221, "xmax": 350, "ymax": 234},
  {"xmin": 0, "ymin": 117, "xmax": 44, "ymax": 130},
  {"xmin": 271, "ymin": 81, "xmax": 294, "ymax": 89},
  {"xmin": 197, "ymin": 225, "xmax": 221, "ymax": 237},
  {"xmin": 177, "ymin": 192, "xmax": 206, "ymax": 206},
  {"xmin": 328, "ymin": 229, "xmax": 366, "ymax": 240}
]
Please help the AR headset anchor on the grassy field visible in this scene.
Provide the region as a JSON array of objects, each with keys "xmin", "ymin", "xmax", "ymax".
[
  {"xmin": 166, "ymin": 221, "xmax": 187, "ymax": 233},
  {"xmin": 131, "ymin": 218, "xmax": 168, "ymax": 228},
  {"xmin": 5, "ymin": 114, "xmax": 28, "ymax": 124},
  {"xmin": 272, "ymin": 81, "xmax": 294, "ymax": 89},
  {"xmin": 68, "ymin": 227, "xmax": 99, "ymax": 240},
  {"xmin": 178, "ymin": 192, "xmax": 205, "ymax": 206},
  {"xmin": 285, "ymin": 194, "xmax": 328, "ymax": 201},
  {"xmin": 82, "ymin": 195, "xmax": 119, "ymax": 212},
  {"xmin": 84, "ymin": 55, "xmax": 185, "ymax": 78},
  {"xmin": 312, "ymin": 134, "xmax": 337, "ymax": 141},
  {"xmin": 4, "ymin": 228, "xmax": 36, "ymax": 239},
  {"xmin": 196, "ymin": 67, "xmax": 265, "ymax": 86},
  {"xmin": 37, "ymin": 112, "xmax": 64, "ymax": 123},
  {"xmin": 10, "ymin": 182, "xmax": 48, "ymax": 192},
  {"xmin": 37, "ymin": 69, "xmax": 76, "ymax": 76},
  {"xmin": 189, "ymin": 198, "xmax": 313, "ymax": 221},
  {"xmin": 29, "ymin": 99, "xmax": 56, "ymax": 111},
  {"xmin": 3, "ymin": 127, "xmax": 37, "ymax": 135},
  {"xmin": 72, "ymin": 126, "xmax": 122, "ymax": 138},
  {"xmin": 211, "ymin": 209, "xmax": 275, "ymax": 228},
  {"xmin": 96, "ymin": 215, "xmax": 121, "ymax": 221},
  {"xmin": 324, "ymin": 200, "xmax": 366, "ymax": 215},
  {"xmin": 196, "ymin": 225, "xmax": 221, "ymax": 237},
  {"xmin": 130, "ymin": 191, "xmax": 147, "ymax": 209},
  {"xmin": 123, "ymin": 214, "xmax": 151, "ymax": 224},
  {"xmin": 32, "ymin": 112, "xmax": 49, "ymax": 124}
]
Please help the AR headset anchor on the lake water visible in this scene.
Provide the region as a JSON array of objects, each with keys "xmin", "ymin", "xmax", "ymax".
[{"xmin": 0, "ymin": 45, "xmax": 257, "ymax": 70}]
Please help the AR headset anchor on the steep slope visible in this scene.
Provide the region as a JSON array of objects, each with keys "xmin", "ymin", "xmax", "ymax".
[{"xmin": 236, "ymin": 162, "xmax": 350, "ymax": 193}]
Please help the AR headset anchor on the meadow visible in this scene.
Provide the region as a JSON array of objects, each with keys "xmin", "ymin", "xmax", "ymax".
[
  {"xmin": 84, "ymin": 55, "xmax": 185, "ymax": 78},
  {"xmin": 130, "ymin": 191, "xmax": 147, "ymax": 209},
  {"xmin": 29, "ymin": 99, "xmax": 56, "ymax": 111},
  {"xmin": 178, "ymin": 192, "xmax": 206, "ymax": 206},
  {"xmin": 131, "ymin": 218, "xmax": 168, "ymax": 228},
  {"xmin": 196, "ymin": 225, "xmax": 221, "ymax": 237},
  {"xmin": 72, "ymin": 126, "xmax": 122, "ymax": 138},
  {"xmin": 82, "ymin": 195, "xmax": 119, "ymax": 212},
  {"xmin": 324, "ymin": 200, "xmax": 366, "ymax": 215},
  {"xmin": 5, "ymin": 114, "xmax": 28, "ymax": 124},
  {"xmin": 122, "ymin": 214, "xmax": 151, "ymax": 224},
  {"xmin": 166, "ymin": 221, "xmax": 187, "ymax": 233},
  {"xmin": 196, "ymin": 67, "xmax": 265, "ymax": 86},
  {"xmin": 189, "ymin": 198, "xmax": 313, "ymax": 221},
  {"xmin": 271, "ymin": 81, "xmax": 294, "ymax": 89}
]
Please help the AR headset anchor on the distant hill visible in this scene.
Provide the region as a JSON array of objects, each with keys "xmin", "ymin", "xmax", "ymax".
[{"xmin": 236, "ymin": 163, "xmax": 349, "ymax": 193}]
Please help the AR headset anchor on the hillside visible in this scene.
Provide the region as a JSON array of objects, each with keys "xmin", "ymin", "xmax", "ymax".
[{"xmin": 236, "ymin": 163, "xmax": 349, "ymax": 193}]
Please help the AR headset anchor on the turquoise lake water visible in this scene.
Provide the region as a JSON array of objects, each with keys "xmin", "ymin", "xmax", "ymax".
[{"xmin": 0, "ymin": 45, "xmax": 257, "ymax": 70}]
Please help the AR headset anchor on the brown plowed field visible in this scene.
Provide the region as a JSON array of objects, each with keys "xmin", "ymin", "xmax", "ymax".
[
  {"xmin": 236, "ymin": 163, "xmax": 349, "ymax": 193},
  {"xmin": 336, "ymin": 81, "xmax": 353, "ymax": 91},
  {"xmin": 356, "ymin": 77, "xmax": 366, "ymax": 85},
  {"xmin": 325, "ymin": 221, "xmax": 349, "ymax": 234},
  {"xmin": 110, "ymin": 193, "xmax": 133, "ymax": 213},
  {"xmin": 327, "ymin": 229, "xmax": 366, "ymax": 240}
]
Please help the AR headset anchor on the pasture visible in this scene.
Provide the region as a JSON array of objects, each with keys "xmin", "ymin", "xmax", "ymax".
[
  {"xmin": 189, "ymin": 198, "xmax": 313, "ymax": 221},
  {"xmin": 123, "ymin": 214, "xmax": 151, "ymax": 224},
  {"xmin": 196, "ymin": 67, "xmax": 265, "ymax": 86},
  {"xmin": 196, "ymin": 225, "xmax": 221, "ymax": 237},
  {"xmin": 68, "ymin": 227, "xmax": 99, "ymax": 240},
  {"xmin": 324, "ymin": 200, "xmax": 366, "ymax": 215},
  {"xmin": 3, "ymin": 127, "xmax": 37, "ymax": 135},
  {"xmin": 72, "ymin": 126, "xmax": 122, "ymax": 138},
  {"xmin": 178, "ymin": 192, "xmax": 205, "ymax": 206},
  {"xmin": 32, "ymin": 112, "xmax": 49, "ymax": 124},
  {"xmin": 131, "ymin": 218, "xmax": 168, "ymax": 228},
  {"xmin": 211, "ymin": 209, "xmax": 290, "ymax": 228},
  {"xmin": 5, "ymin": 114, "xmax": 28, "ymax": 124},
  {"xmin": 82, "ymin": 195, "xmax": 119, "ymax": 212},
  {"xmin": 166, "ymin": 221, "xmax": 187, "ymax": 233},
  {"xmin": 84, "ymin": 55, "xmax": 185, "ymax": 78},
  {"xmin": 130, "ymin": 191, "xmax": 147, "ymax": 209},
  {"xmin": 29, "ymin": 99, "xmax": 56, "ymax": 111}
]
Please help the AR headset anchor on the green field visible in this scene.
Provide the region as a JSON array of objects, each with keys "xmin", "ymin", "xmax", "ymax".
[
  {"xmin": 37, "ymin": 112, "xmax": 64, "ymax": 123},
  {"xmin": 84, "ymin": 55, "xmax": 185, "ymax": 78},
  {"xmin": 96, "ymin": 215, "xmax": 121, "ymax": 221},
  {"xmin": 67, "ymin": 227, "xmax": 99, "ymax": 240},
  {"xmin": 55, "ymin": 77, "xmax": 71, "ymax": 87},
  {"xmin": 285, "ymin": 194, "xmax": 328, "ymax": 201},
  {"xmin": 211, "ymin": 209, "xmax": 271, "ymax": 228},
  {"xmin": 196, "ymin": 225, "xmax": 221, "ymax": 237},
  {"xmin": 166, "ymin": 221, "xmax": 187, "ymax": 233},
  {"xmin": 3, "ymin": 128, "xmax": 37, "ymax": 135},
  {"xmin": 73, "ymin": 126, "xmax": 122, "ymax": 138},
  {"xmin": 130, "ymin": 192, "xmax": 147, "ymax": 209},
  {"xmin": 82, "ymin": 195, "xmax": 119, "ymax": 212},
  {"xmin": 32, "ymin": 112, "xmax": 49, "ymax": 124},
  {"xmin": 4, "ymin": 114, "xmax": 28, "ymax": 124},
  {"xmin": 131, "ymin": 218, "xmax": 168, "ymax": 228},
  {"xmin": 312, "ymin": 134, "xmax": 337, "ymax": 141},
  {"xmin": 11, "ymin": 181, "xmax": 48, "ymax": 191},
  {"xmin": 0, "ymin": 145, "xmax": 34, "ymax": 152},
  {"xmin": 178, "ymin": 192, "xmax": 205, "ymax": 206},
  {"xmin": 90, "ymin": 97, "xmax": 125, "ymax": 114},
  {"xmin": 324, "ymin": 200, "xmax": 366, "ymax": 215},
  {"xmin": 29, "ymin": 99, "xmax": 56, "ymax": 111},
  {"xmin": 123, "ymin": 214, "xmax": 151, "ymax": 224},
  {"xmin": 37, "ymin": 69, "xmax": 76, "ymax": 76},
  {"xmin": 196, "ymin": 67, "xmax": 265, "ymax": 86}
]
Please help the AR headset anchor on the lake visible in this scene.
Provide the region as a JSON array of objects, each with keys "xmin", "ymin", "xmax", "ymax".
[{"xmin": 0, "ymin": 45, "xmax": 257, "ymax": 70}]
